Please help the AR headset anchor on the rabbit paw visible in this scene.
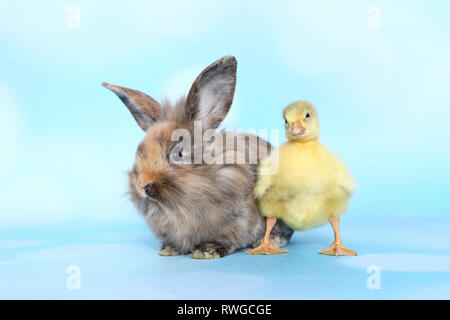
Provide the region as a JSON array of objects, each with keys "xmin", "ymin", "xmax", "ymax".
[
  {"xmin": 190, "ymin": 243, "xmax": 227, "ymax": 259},
  {"xmin": 158, "ymin": 244, "xmax": 181, "ymax": 256}
]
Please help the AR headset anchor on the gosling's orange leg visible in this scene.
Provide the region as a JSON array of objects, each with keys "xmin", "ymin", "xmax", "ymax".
[
  {"xmin": 319, "ymin": 217, "xmax": 358, "ymax": 256},
  {"xmin": 247, "ymin": 217, "xmax": 288, "ymax": 255}
]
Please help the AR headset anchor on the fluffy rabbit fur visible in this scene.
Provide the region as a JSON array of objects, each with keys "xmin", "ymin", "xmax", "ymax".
[{"xmin": 103, "ymin": 56, "xmax": 293, "ymax": 258}]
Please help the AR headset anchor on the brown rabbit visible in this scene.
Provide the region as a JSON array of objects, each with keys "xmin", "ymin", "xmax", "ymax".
[{"xmin": 103, "ymin": 56, "xmax": 293, "ymax": 258}]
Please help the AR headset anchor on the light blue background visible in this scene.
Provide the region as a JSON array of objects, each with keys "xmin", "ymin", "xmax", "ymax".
[{"xmin": 1, "ymin": 0, "xmax": 450, "ymax": 299}]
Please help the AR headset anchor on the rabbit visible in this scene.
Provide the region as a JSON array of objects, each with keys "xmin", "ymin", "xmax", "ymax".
[{"xmin": 102, "ymin": 56, "xmax": 293, "ymax": 258}]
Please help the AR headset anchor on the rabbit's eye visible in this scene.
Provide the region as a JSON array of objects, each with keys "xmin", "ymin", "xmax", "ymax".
[{"xmin": 169, "ymin": 143, "xmax": 189, "ymax": 165}]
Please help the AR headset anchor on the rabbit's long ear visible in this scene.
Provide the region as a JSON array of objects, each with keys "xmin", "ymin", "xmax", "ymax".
[
  {"xmin": 185, "ymin": 56, "xmax": 237, "ymax": 129},
  {"xmin": 102, "ymin": 82, "xmax": 161, "ymax": 131}
]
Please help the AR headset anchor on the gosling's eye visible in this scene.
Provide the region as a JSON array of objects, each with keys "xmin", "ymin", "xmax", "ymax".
[
  {"xmin": 285, "ymin": 119, "xmax": 288, "ymax": 124},
  {"xmin": 305, "ymin": 113, "xmax": 310, "ymax": 119},
  {"xmin": 178, "ymin": 150, "xmax": 183, "ymax": 158}
]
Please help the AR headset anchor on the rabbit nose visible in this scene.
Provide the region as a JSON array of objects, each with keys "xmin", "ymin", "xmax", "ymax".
[
  {"xmin": 143, "ymin": 183, "xmax": 157, "ymax": 199},
  {"xmin": 144, "ymin": 182, "xmax": 158, "ymax": 201}
]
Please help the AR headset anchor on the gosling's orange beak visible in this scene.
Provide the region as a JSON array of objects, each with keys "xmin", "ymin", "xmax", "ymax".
[{"xmin": 290, "ymin": 121, "xmax": 305, "ymax": 136}]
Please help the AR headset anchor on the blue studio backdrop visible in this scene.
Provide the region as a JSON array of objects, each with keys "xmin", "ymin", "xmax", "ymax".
[{"xmin": 1, "ymin": 0, "xmax": 450, "ymax": 299}]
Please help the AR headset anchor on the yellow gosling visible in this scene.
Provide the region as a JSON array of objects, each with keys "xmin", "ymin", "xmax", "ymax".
[{"xmin": 247, "ymin": 101, "xmax": 357, "ymax": 256}]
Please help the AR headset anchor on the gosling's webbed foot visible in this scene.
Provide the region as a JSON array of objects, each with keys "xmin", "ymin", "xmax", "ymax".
[
  {"xmin": 319, "ymin": 242, "xmax": 358, "ymax": 256},
  {"xmin": 251, "ymin": 233, "xmax": 289, "ymax": 249},
  {"xmin": 247, "ymin": 242, "xmax": 288, "ymax": 256}
]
